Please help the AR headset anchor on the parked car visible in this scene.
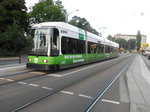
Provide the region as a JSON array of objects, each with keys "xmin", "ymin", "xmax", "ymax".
[{"xmin": 144, "ymin": 50, "xmax": 150, "ymax": 59}]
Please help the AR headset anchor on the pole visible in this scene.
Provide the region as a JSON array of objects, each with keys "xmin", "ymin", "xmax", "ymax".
[{"xmin": 66, "ymin": 10, "xmax": 79, "ymax": 23}]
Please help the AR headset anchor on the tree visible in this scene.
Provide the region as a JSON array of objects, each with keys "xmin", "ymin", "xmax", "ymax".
[
  {"xmin": 69, "ymin": 16, "xmax": 99, "ymax": 35},
  {"xmin": 69, "ymin": 16, "xmax": 91, "ymax": 29},
  {"xmin": 128, "ymin": 39, "xmax": 136, "ymax": 50},
  {"xmin": 55, "ymin": 0, "xmax": 66, "ymax": 14},
  {"xmin": 107, "ymin": 35, "xmax": 115, "ymax": 42},
  {"xmin": 136, "ymin": 30, "xmax": 141, "ymax": 51},
  {"xmin": 0, "ymin": 0, "xmax": 29, "ymax": 33},
  {"xmin": 29, "ymin": 0, "xmax": 66, "ymax": 24},
  {"xmin": 115, "ymin": 38, "xmax": 128, "ymax": 50},
  {"xmin": 0, "ymin": 0, "xmax": 30, "ymax": 56}
]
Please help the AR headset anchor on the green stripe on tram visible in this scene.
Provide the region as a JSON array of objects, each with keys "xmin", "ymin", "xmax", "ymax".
[
  {"xmin": 27, "ymin": 52, "xmax": 118, "ymax": 66},
  {"xmin": 78, "ymin": 28, "xmax": 84, "ymax": 40}
]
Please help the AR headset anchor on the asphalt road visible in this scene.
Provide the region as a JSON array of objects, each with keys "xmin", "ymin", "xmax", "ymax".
[{"xmin": 0, "ymin": 53, "xmax": 134, "ymax": 112}]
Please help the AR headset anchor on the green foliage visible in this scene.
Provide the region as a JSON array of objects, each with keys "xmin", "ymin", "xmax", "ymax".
[
  {"xmin": 0, "ymin": 0, "xmax": 29, "ymax": 33},
  {"xmin": 115, "ymin": 38, "xmax": 128, "ymax": 50},
  {"xmin": 128, "ymin": 39, "xmax": 136, "ymax": 50},
  {"xmin": 0, "ymin": 22, "xmax": 19, "ymax": 42},
  {"xmin": 116, "ymin": 38, "xmax": 137, "ymax": 51},
  {"xmin": 54, "ymin": 0, "xmax": 66, "ymax": 14},
  {"xmin": 0, "ymin": 0, "xmax": 30, "ymax": 56},
  {"xmin": 107, "ymin": 35, "xmax": 115, "ymax": 42},
  {"xmin": 136, "ymin": 30, "xmax": 141, "ymax": 51},
  {"xmin": 29, "ymin": 0, "xmax": 66, "ymax": 24},
  {"xmin": 69, "ymin": 16, "xmax": 99, "ymax": 35}
]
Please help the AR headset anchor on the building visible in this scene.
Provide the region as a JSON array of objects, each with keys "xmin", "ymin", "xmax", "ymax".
[{"xmin": 114, "ymin": 34, "xmax": 147, "ymax": 44}]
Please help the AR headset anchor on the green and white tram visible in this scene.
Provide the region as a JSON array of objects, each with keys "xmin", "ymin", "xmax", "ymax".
[{"xmin": 26, "ymin": 22, "xmax": 119, "ymax": 70}]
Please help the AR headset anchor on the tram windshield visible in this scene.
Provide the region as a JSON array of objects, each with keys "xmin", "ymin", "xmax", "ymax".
[{"xmin": 30, "ymin": 28, "xmax": 59, "ymax": 56}]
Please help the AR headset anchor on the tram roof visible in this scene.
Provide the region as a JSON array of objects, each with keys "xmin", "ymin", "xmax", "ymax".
[
  {"xmin": 33, "ymin": 22, "xmax": 118, "ymax": 47},
  {"xmin": 33, "ymin": 22, "xmax": 77, "ymax": 31}
]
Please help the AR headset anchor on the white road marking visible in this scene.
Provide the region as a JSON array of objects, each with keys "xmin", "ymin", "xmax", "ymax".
[
  {"xmin": 59, "ymin": 62, "xmax": 107, "ymax": 77},
  {"xmin": 78, "ymin": 94, "xmax": 93, "ymax": 99},
  {"xmin": 60, "ymin": 91, "xmax": 74, "ymax": 95},
  {"xmin": 48, "ymin": 74, "xmax": 62, "ymax": 77},
  {"xmin": 29, "ymin": 84, "xmax": 39, "ymax": 87},
  {"xmin": 47, "ymin": 61, "xmax": 108, "ymax": 78},
  {"xmin": 0, "ymin": 78, "xmax": 5, "ymax": 80},
  {"xmin": 6, "ymin": 79, "xmax": 14, "ymax": 82},
  {"xmin": 18, "ymin": 82, "xmax": 27, "ymax": 85},
  {"xmin": 41, "ymin": 86, "xmax": 53, "ymax": 90},
  {"xmin": 86, "ymin": 65, "xmax": 127, "ymax": 112},
  {"xmin": 47, "ymin": 58, "xmax": 117, "ymax": 78},
  {"xmin": 101, "ymin": 99, "xmax": 120, "ymax": 104},
  {"xmin": 0, "ymin": 65, "xmax": 25, "ymax": 71}
]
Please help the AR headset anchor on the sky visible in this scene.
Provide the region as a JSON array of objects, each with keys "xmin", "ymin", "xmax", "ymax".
[{"xmin": 25, "ymin": 0, "xmax": 150, "ymax": 44}]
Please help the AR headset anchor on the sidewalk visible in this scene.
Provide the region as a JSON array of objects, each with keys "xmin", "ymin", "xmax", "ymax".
[
  {"xmin": 0, "ymin": 56, "xmax": 26, "ymax": 70},
  {"xmin": 0, "ymin": 57, "xmax": 19, "ymax": 61},
  {"xmin": 126, "ymin": 54, "xmax": 150, "ymax": 112}
]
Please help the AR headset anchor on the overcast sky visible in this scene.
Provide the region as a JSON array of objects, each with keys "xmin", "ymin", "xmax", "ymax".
[{"xmin": 25, "ymin": 0, "xmax": 150, "ymax": 44}]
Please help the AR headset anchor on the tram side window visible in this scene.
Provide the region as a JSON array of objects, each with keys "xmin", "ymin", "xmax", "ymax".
[
  {"xmin": 108, "ymin": 46, "xmax": 111, "ymax": 53},
  {"xmin": 115, "ymin": 47, "xmax": 118, "ymax": 52},
  {"xmin": 97, "ymin": 44, "xmax": 100, "ymax": 53},
  {"xmin": 105, "ymin": 45, "xmax": 111, "ymax": 53},
  {"xmin": 61, "ymin": 37, "xmax": 77, "ymax": 54},
  {"xmin": 88, "ymin": 42, "xmax": 92, "ymax": 53},
  {"xmin": 77, "ymin": 40, "xmax": 85, "ymax": 54},
  {"xmin": 51, "ymin": 28, "xmax": 59, "ymax": 50},
  {"xmin": 93, "ymin": 43, "xmax": 97, "ymax": 53},
  {"xmin": 105, "ymin": 45, "xmax": 108, "ymax": 53},
  {"xmin": 104, "ymin": 45, "xmax": 106, "ymax": 53},
  {"xmin": 114, "ymin": 47, "xmax": 116, "ymax": 52},
  {"xmin": 98, "ymin": 44, "xmax": 104, "ymax": 53},
  {"xmin": 61, "ymin": 37, "xmax": 68, "ymax": 54},
  {"xmin": 69, "ymin": 38, "xmax": 77, "ymax": 54},
  {"xmin": 101, "ymin": 44, "xmax": 104, "ymax": 53},
  {"xmin": 111, "ymin": 46, "xmax": 114, "ymax": 53},
  {"xmin": 109, "ymin": 46, "xmax": 112, "ymax": 53},
  {"xmin": 88, "ymin": 42, "xmax": 97, "ymax": 54},
  {"xmin": 107, "ymin": 46, "xmax": 109, "ymax": 53}
]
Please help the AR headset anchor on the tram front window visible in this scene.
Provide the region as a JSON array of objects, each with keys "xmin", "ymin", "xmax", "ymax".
[{"xmin": 30, "ymin": 28, "xmax": 59, "ymax": 56}]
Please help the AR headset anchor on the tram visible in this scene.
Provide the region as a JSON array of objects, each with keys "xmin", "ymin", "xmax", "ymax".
[{"xmin": 26, "ymin": 22, "xmax": 119, "ymax": 70}]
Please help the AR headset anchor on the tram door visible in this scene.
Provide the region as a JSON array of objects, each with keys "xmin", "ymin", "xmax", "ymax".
[{"xmin": 50, "ymin": 28, "xmax": 59, "ymax": 56}]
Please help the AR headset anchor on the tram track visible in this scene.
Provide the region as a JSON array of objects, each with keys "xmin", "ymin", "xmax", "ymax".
[
  {"xmin": 9, "ymin": 54, "xmax": 134, "ymax": 112},
  {"xmin": 84, "ymin": 63, "xmax": 130, "ymax": 112},
  {"xmin": 0, "ymin": 69, "xmax": 36, "ymax": 77},
  {"xmin": 84, "ymin": 54, "xmax": 134, "ymax": 112},
  {"xmin": 0, "ymin": 54, "xmax": 130, "ymax": 87},
  {"xmin": 0, "ymin": 69, "xmax": 50, "ymax": 86}
]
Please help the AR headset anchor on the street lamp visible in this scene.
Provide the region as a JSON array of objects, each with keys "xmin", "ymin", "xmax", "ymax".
[{"xmin": 66, "ymin": 10, "xmax": 79, "ymax": 23}]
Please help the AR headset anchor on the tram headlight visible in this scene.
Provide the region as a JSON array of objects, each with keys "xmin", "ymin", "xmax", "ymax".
[
  {"xmin": 43, "ymin": 59, "xmax": 48, "ymax": 63},
  {"xmin": 28, "ymin": 58, "xmax": 31, "ymax": 62}
]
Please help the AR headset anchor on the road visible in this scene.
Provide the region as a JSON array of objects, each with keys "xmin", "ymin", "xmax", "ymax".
[{"xmin": 0, "ymin": 53, "xmax": 135, "ymax": 112}]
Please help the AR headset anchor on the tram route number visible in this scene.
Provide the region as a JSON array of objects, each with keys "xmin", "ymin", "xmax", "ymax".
[{"xmin": 61, "ymin": 30, "xmax": 67, "ymax": 34}]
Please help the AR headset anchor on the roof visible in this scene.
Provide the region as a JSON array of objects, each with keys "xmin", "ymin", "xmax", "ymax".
[{"xmin": 33, "ymin": 22, "xmax": 119, "ymax": 47}]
